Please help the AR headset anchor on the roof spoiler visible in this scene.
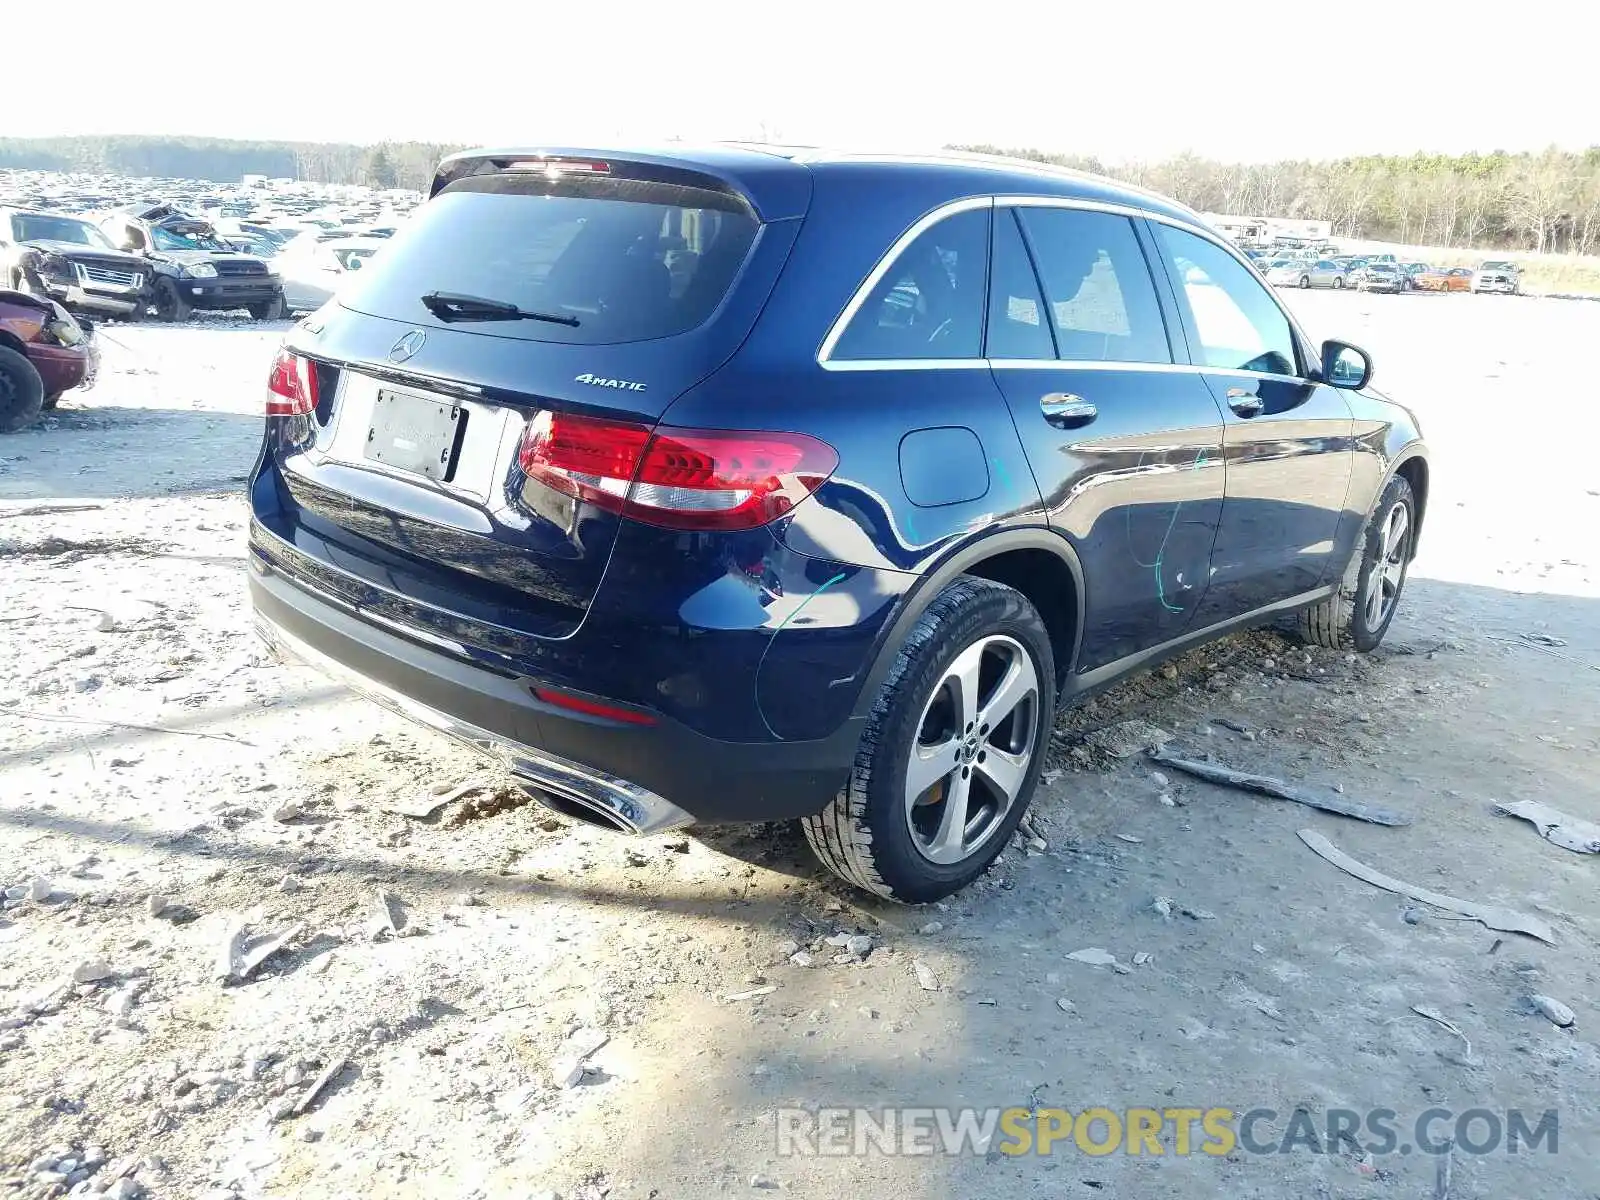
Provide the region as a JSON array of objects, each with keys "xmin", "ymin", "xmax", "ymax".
[{"xmin": 427, "ymin": 147, "xmax": 806, "ymax": 220}]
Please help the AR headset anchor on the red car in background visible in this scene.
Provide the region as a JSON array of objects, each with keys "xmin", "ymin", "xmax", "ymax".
[{"xmin": 0, "ymin": 289, "xmax": 100, "ymax": 432}]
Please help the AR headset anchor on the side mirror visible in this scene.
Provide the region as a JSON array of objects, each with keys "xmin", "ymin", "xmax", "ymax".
[{"xmin": 1322, "ymin": 340, "xmax": 1372, "ymax": 390}]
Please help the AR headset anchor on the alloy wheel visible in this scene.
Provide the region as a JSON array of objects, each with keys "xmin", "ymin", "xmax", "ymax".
[
  {"xmin": 1364, "ymin": 502, "xmax": 1410, "ymax": 629},
  {"xmin": 904, "ymin": 634, "xmax": 1039, "ymax": 865}
]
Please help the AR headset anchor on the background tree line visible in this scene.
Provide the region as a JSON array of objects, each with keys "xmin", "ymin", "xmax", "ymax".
[
  {"xmin": 0, "ymin": 136, "xmax": 463, "ymax": 194},
  {"xmin": 956, "ymin": 144, "xmax": 1600, "ymax": 255},
  {"xmin": 5, "ymin": 135, "xmax": 1600, "ymax": 255}
]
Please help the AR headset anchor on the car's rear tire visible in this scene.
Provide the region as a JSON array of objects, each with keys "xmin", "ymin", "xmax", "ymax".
[
  {"xmin": 1333, "ymin": 276, "xmax": 1345, "ymax": 289},
  {"xmin": 153, "ymin": 279, "xmax": 191, "ymax": 323},
  {"xmin": 801, "ymin": 577, "xmax": 1055, "ymax": 903},
  {"xmin": 1297, "ymin": 474, "xmax": 1416, "ymax": 653},
  {"xmin": 248, "ymin": 296, "xmax": 286, "ymax": 321},
  {"xmin": 1298, "ymin": 275, "xmax": 1310, "ymax": 288},
  {"xmin": 0, "ymin": 345, "xmax": 46, "ymax": 434}
]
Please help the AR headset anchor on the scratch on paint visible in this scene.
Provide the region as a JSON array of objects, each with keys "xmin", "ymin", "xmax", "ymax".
[
  {"xmin": 770, "ymin": 572, "xmax": 847, "ymax": 636},
  {"xmin": 1128, "ymin": 448, "xmax": 1211, "ymax": 614},
  {"xmin": 755, "ymin": 571, "xmax": 850, "ymax": 742}
]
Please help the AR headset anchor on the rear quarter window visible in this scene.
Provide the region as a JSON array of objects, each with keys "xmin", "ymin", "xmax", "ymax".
[{"xmin": 337, "ymin": 172, "xmax": 760, "ymax": 344}]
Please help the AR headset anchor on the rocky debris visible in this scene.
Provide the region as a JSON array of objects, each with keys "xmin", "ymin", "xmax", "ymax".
[
  {"xmin": 1527, "ymin": 995, "xmax": 1576, "ymax": 1028},
  {"xmin": 271, "ymin": 800, "xmax": 306, "ymax": 823},
  {"xmin": 72, "ymin": 959, "xmax": 115, "ymax": 984},
  {"xmin": 788, "ymin": 950, "xmax": 815, "ymax": 968},
  {"xmin": 724, "ymin": 985, "xmax": 777, "ymax": 1002},
  {"xmin": 1151, "ymin": 896, "xmax": 1175, "ymax": 918},
  {"xmin": 367, "ymin": 888, "xmax": 411, "ymax": 940},
  {"xmin": 146, "ymin": 894, "xmax": 171, "ymax": 919},
  {"xmin": 1084, "ymin": 719, "xmax": 1172, "ymax": 760},
  {"xmin": 918, "ymin": 921, "xmax": 944, "ymax": 935},
  {"xmin": 912, "ymin": 960, "xmax": 940, "ymax": 991},
  {"xmin": 1066, "ymin": 948, "xmax": 1121, "ymax": 968},
  {"xmin": 216, "ymin": 917, "xmax": 303, "ymax": 984},
  {"xmin": 27, "ymin": 875, "xmax": 55, "ymax": 902}
]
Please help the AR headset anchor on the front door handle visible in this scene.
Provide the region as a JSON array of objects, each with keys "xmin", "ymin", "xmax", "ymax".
[
  {"xmin": 1226, "ymin": 387, "xmax": 1264, "ymax": 417},
  {"xmin": 1040, "ymin": 393, "xmax": 1098, "ymax": 428}
]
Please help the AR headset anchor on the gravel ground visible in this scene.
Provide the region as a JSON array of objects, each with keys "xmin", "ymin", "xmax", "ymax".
[{"xmin": 1, "ymin": 295, "xmax": 1597, "ymax": 1200}]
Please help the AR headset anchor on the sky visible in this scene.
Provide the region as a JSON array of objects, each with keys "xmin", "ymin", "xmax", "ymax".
[{"xmin": 14, "ymin": 0, "xmax": 1595, "ymax": 163}]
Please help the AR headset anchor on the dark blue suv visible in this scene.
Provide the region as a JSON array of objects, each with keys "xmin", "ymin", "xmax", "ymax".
[{"xmin": 248, "ymin": 146, "xmax": 1428, "ymax": 902}]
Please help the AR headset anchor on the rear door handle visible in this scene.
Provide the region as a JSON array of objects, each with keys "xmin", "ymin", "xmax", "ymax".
[
  {"xmin": 1040, "ymin": 393, "xmax": 1098, "ymax": 429},
  {"xmin": 1225, "ymin": 387, "xmax": 1264, "ymax": 417}
]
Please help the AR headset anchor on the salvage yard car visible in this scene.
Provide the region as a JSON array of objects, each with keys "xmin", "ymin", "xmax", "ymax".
[
  {"xmin": 277, "ymin": 235, "xmax": 384, "ymax": 314},
  {"xmin": 1352, "ymin": 262, "xmax": 1404, "ymax": 293},
  {"xmin": 0, "ymin": 289, "xmax": 98, "ymax": 431},
  {"xmin": 98, "ymin": 204, "xmax": 285, "ymax": 321},
  {"xmin": 1264, "ymin": 257, "xmax": 1347, "ymax": 289},
  {"xmin": 1472, "ymin": 260, "xmax": 1521, "ymax": 295},
  {"xmin": 248, "ymin": 146, "xmax": 1429, "ymax": 902},
  {"xmin": 0, "ymin": 209, "xmax": 148, "ymax": 320},
  {"xmin": 1414, "ymin": 265, "xmax": 1474, "ymax": 292}
]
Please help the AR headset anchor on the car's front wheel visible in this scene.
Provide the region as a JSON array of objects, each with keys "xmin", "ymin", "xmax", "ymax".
[
  {"xmin": 1298, "ymin": 275, "xmax": 1311, "ymax": 288},
  {"xmin": 0, "ymin": 345, "xmax": 46, "ymax": 434},
  {"xmin": 802, "ymin": 577, "xmax": 1055, "ymax": 903},
  {"xmin": 248, "ymin": 296, "xmax": 286, "ymax": 321},
  {"xmin": 153, "ymin": 279, "xmax": 192, "ymax": 322},
  {"xmin": 1297, "ymin": 474, "xmax": 1416, "ymax": 652}
]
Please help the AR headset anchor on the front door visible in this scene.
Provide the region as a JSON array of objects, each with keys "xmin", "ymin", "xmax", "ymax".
[
  {"xmin": 1149, "ymin": 223, "xmax": 1354, "ymax": 625},
  {"xmin": 986, "ymin": 204, "xmax": 1227, "ymax": 674}
]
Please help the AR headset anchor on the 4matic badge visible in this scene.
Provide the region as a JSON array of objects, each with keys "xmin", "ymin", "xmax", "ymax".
[{"xmin": 575, "ymin": 373, "xmax": 647, "ymax": 392}]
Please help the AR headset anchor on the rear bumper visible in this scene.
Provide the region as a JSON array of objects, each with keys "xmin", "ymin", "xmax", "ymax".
[{"xmin": 249, "ymin": 559, "xmax": 863, "ymax": 826}]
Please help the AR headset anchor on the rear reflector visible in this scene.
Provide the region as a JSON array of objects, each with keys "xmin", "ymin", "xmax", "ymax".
[
  {"xmin": 532, "ymin": 685, "xmax": 657, "ymax": 725},
  {"xmin": 518, "ymin": 413, "xmax": 837, "ymax": 532},
  {"xmin": 265, "ymin": 346, "xmax": 318, "ymax": 417}
]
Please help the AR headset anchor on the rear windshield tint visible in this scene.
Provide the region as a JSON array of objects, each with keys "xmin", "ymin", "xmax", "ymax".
[{"xmin": 337, "ymin": 172, "xmax": 760, "ymax": 344}]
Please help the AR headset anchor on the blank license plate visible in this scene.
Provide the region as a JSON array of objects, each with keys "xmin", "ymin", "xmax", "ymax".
[{"xmin": 365, "ymin": 390, "xmax": 463, "ymax": 481}]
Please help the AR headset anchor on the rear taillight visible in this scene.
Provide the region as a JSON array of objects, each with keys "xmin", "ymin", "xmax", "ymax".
[
  {"xmin": 265, "ymin": 346, "xmax": 318, "ymax": 417},
  {"xmin": 518, "ymin": 413, "xmax": 837, "ymax": 532}
]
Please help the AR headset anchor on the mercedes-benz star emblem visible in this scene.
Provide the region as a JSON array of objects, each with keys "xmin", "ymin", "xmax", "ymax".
[{"xmin": 388, "ymin": 329, "xmax": 427, "ymax": 364}]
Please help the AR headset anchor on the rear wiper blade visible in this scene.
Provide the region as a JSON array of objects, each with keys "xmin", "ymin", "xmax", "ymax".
[{"xmin": 420, "ymin": 290, "xmax": 580, "ymax": 327}]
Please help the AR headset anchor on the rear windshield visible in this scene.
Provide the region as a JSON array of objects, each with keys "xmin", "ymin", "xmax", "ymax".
[{"xmin": 337, "ymin": 172, "xmax": 760, "ymax": 344}]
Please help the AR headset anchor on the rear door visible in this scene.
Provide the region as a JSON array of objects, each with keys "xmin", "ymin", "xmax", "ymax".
[
  {"xmin": 987, "ymin": 203, "xmax": 1226, "ymax": 673},
  {"xmin": 254, "ymin": 159, "xmax": 800, "ymax": 647},
  {"xmin": 1148, "ymin": 222, "xmax": 1354, "ymax": 625}
]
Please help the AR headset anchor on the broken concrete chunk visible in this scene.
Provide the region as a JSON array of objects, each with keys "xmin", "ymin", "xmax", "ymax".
[
  {"xmin": 912, "ymin": 960, "xmax": 940, "ymax": 991},
  {"xmin": 1528, "ymin": 995, "xmax": 1576, "ymax": 1028},
  {"xmin": 27, "ymin": 876, "xmax": 54, "ymax": 902},
  {"xmin": 1494, "ymin": 800, "xmax": 1600, "ymax": 855},
  {"xmin": 845, "ymin": 935, "xmax": 872, "ymax": 959},
  {"xmin": 146, "ymin": 895, "xmax": 170, "ymax": 919},
  {"xmin": 72, "ymin": 960, "xmax": 115, "ymax": 984},
  {"xmin": 724, "ymin": 986, "xmax": 777, "ymax": 1002},
  {"xmin": 567, "ymin": 1027, "xmax": 609, "ymax": 1059},
  {"xmin": 368, "ymin": 889, "xmax": 406, "ymax": 940},
  {"xmin": 1067, "ymin": 948, "xmax": 1118, "ymax": 967},
  {"xmin": 552, "ymin": 1055, "xmax": 587, "ymax": 1089}
]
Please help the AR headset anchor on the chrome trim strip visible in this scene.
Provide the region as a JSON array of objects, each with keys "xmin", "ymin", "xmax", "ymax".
[
  {"xmin": 822, "ymin": 356, "xmax": 1311, "ymax": 384},
  {"xmin": 816, "ymin": 188, "xmax": 1318, "ymax": 378},
  {"xmin": 815, "ymin": 195, "xmax": 993, "ymax": 364},
  {"xmin": 819, "ymin": 358, "xmax": 991, "ymax": 372},
  {"xmin": 254, "ymin": 610, "xmax": 694, "ymax": 835}
]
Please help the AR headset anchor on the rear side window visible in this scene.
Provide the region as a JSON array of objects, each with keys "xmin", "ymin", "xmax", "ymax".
[
  {"xmin": 985, "ymin": 210, "xmax": 1054, "ymax": 360},
  {"xmin": 337, "ymin": 172, "xmax": 759, "ymax": 344},
  {"xmin": 1018, "ymin": 208, "xmax": 1171, "ymax": 364},
  {"xmin": 831, "ymin": 208, "xmax": 989, "ymax": 362}
]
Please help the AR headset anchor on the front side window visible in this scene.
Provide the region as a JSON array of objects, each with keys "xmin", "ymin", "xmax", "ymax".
[
  {"xmin": 831, "ymin": 207, "xmax": 989, "ymax": 361},
  {"xmin": 1157, "ymin": 225, "xmax": 1298, "ymax": 376},
  {"xmin": 1017, "ymin": 208, "xmax": 1171, "ymax": 364}
]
